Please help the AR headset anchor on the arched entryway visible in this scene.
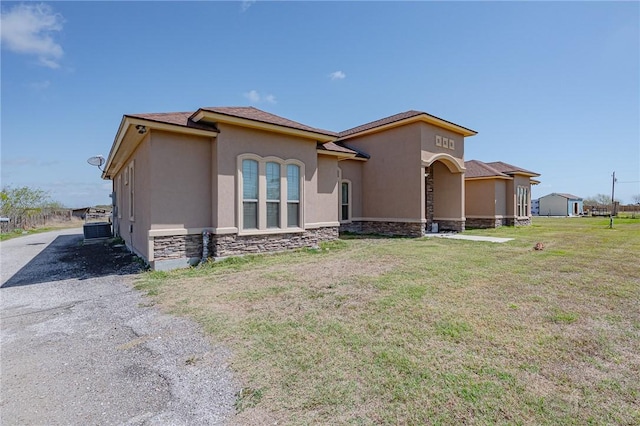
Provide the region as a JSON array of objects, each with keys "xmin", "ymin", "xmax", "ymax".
[{"xmin": 422, "ymin": 153, "xmax": 465, "ymax": 233}]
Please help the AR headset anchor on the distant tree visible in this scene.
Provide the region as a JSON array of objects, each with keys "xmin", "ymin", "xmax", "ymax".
[
  {"xmin": 632, "ymin": 194, "xmax": 640, "ymax": 205},
  {"xmin": 583, "ymin": 194, "xmax": 613, "ymax": 206},
  {"xmin": 0, "ymin": 186, "xmax": 53, "ymax": 217}
]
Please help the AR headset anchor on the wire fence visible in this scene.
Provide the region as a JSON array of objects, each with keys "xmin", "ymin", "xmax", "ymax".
[{"xmin": 0, "ymin": 210, "xmax": 75, "ymax": 233}]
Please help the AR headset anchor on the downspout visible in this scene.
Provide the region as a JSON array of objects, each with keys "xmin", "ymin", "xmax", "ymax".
[{"xmin": 200, "ymin": 229, "xmax": 212, "ymax": 265}]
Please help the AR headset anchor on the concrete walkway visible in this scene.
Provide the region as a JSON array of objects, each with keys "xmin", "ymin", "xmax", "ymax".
[{"xmin": 425, "ymin": 233, "xmax": 514, "ymax": 243}]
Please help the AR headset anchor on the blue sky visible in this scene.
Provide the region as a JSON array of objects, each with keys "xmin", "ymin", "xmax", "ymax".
[{"xmin": 2, "ymin": 1, "xmax": 639, "ymax": 207}]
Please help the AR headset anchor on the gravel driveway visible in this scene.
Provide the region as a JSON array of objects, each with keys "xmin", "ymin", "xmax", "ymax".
[{"xmin": 0, "ymin": 228, "xmax": 236, "ymax": 425}]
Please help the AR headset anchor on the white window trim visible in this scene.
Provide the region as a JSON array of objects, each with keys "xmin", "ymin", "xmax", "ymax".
[
  {"xmin": 340, "ymin": 179, "xmax": 352, "ymax": 223},
  {"xmin": 236, "ymin": 154, "xmax": 305, "ymax": 235},
  {"xmin": 516, "ymin": 185, "xmax": 529, "ymax": 218}
]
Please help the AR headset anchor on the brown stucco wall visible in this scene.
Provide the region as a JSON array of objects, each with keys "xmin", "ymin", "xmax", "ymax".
[
  {"xmin": 432, "ymin": 161, "xmax": 463, "ymax": 220},
  {"xmin": 465, "ymin": 179, "xmax": 496, "ymax": 217},
  {"xmin": 420, "ymin": 122, "xmax": 465, "ymax": 160},
  {"xmin": 343, "ymin": 123, "xmax": 423, "ymax": 220},
  {"xmin": 113, "ymin": 133, "xmax": 151, "ymax": 260},
  {"xmin": 148, "ymin": 130, "xmax": 213, "ymax": 230},
  {"xmin": 214, "ymin": 124, "xmax": 320, "ymax": 229},
  {"xmin": 315, "ymin": 155, "xmax": 339, "ymax": 224}
]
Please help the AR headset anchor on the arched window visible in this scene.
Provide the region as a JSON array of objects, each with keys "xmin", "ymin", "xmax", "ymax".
[{"xmin": 237, "ymin": 154, "xmax": 304, "ymax": 232}]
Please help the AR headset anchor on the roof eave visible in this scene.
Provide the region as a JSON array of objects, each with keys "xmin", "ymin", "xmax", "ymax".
[
  {"xmin": 338, "ymin": 114, "xmax": 477, "ymax": 141},
  {"xmin": 192, "ymin": 109, "xmax": 336, "ymax": 142},
  {"xmin": 102, "ymin": 116, "xmax": 219, "ymax": 179}
]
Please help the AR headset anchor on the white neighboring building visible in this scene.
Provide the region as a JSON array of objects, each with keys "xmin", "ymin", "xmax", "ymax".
[{"xmin": 538, "ymin": 193, "xmax": 584, "ymax": 217}]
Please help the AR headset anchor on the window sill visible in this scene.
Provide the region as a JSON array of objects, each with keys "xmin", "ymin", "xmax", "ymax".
[{"xmin": 237, "ymin": 227, "xmax": 305, "ymax": 237}]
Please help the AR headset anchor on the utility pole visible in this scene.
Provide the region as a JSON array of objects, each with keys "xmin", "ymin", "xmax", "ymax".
[{"xmin": 609, "ymin": 171, "xmax": 616, "ymax": 229}]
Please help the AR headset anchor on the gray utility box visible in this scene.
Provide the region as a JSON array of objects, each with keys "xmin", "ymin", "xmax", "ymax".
[{"xmin": 83, "ymin": 222, "xmax": 112, "ymax": 239}]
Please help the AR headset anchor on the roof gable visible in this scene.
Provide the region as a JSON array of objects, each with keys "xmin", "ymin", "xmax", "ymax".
[
  {"xmin": 194, "ymin": 106, "xmax": 337, "ymax": 137},
  {"xmin": 337, "ymin": 110, "xmax": 477, "ymax": 140},
  {"xmin": 486, "ymin": 161, "xmax": 540, "ymax": 177},
  {"xmin": 464, "ymin": 160, "xmax": 509, "ymax": 178}
]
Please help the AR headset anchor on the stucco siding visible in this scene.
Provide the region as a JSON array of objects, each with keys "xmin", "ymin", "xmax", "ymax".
[
  {"xmin": 419, "ymin": 122, "xmax": 464, "ymax": 160},
  {"xmin": 148, "ymin": 130, "xmax": 213, "ymax": 230},
  {"xmin": 433, "ymin": 161, "xmax": 463, "ymax": 219},
  {"xmin": 465, "ymin": 180, "xmax": 496, "ymax": 217},
  {"xmin": 345, "ymin": 123, "xmax": 423, "ymax": 220},
  {"xmin": 315, "ymin": 156, "xmax": 339, "ymax": 224},
  {"xmin": 214, "ymin": 124, "xmax": 320, "ymax": 229},
  {"xmin": 114, "ymin": 134, "xmax": 151, "ymax": 260}
]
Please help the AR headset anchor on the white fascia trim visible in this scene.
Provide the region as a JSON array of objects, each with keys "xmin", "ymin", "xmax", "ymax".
[
  {"xmin": 305, "ymin": 221, "xmax": 340, "ymax": 229},
  {"xmin": 148, "ymin": 227, "xmax": 209, "ymax": 237},
  {"xmin": 238, "ymin": 227, "xmax": 306, "ymax": 236},
  {"xmin": 351, "ymin": 217, "xmax": 426, "ymax": 223}
]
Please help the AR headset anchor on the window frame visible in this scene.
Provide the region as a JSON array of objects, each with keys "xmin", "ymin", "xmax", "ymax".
[
  {"xmin": 287, "ymin": 164, "xmax": 301, "ymax": 228},
  {"xmin": 128, "ymin": 161, "xmax": 135, "ymax": 221},
  {"xmin": 340, "ymin": 179, "xmax": 352, "ymax": 223},
  {"xmin": 242, "ymin": 159, "xmax": 259, "ymax": 230},
  {"xmin": 236, "ymin": 154, "xmax": 305, "ymax": 235},
  {"xmin": 516, "ymin": 185, "xmax": 529, "ymax": 217}
]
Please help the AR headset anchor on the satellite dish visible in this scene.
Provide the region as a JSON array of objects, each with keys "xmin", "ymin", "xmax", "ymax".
[{"xmin": 87, "ymin": 155, "xmax": 105, "ymax": 170}]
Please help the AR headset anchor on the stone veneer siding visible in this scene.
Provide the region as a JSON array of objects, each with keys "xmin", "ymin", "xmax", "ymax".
[
  {"xmin": 154, "ymin": 234, "xmax": 202, "ymax": 261},
  {"xmin": 425, "ymin": 166, "xmax": 434, "ymax": 231},
  {"xmin": 153, "ymin": 227, "xmax": 339, "ymax": 262},
  {"xmin": 211, "ymin": 227, "xmax": 338, "ymax": 258},
  {"xmin": 466, "ymin": 217, "xmax": 504, "ymax": 229},
  {"xmin": 505, "ymin": 217, "xmax": 532, "ymax": 226},
  {"xmin": 340, "ymin": 221, "xmax": 424, "ymax": 237},
  {"xmin": 466, "ymin": 217, "xmax": 533, "ymax": 228}
]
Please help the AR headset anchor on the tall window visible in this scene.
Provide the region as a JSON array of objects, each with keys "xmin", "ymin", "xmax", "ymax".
[
  {"xmin": 242, "ymin": 159, "xmax": 258, "ymax": 229},
  {"xmin": 340, "ymin": 181, "xmax": 351, "ymax": 222},
  {"xmin": 129, "ymin": 162, "xmax": 135, "ymax": 220},
  {"xmin": 238, "ymin": 155, "xmax": 303, "ymax": 232},
  {"xmin": 266, "ymin": 162, "xmax": 280, "ymax": 228},
  {"xmin": 517, "ymin": 186, "xmax": 529, "ymax": 217},
  {"xmin": 287, "ymin": 164, "xmax": 300, "ymax": 227}
]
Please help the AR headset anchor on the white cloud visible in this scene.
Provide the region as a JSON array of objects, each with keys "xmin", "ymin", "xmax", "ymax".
[
  {"xmin": 243, "ymin": 90, "xmax": 276, "ymax": 104},
  {"xmin": 0, "ymin": 3, "xmax": 64, "ymax": 68},
  {"xmin": 329, "ymin": 70, "xmax": 346, "ymax": 81},
  {"xmin": 241, "ymin": 1, "xmax": 256, "ymax": 12}
]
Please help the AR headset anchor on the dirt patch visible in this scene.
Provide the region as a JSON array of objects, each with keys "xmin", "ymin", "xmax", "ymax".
[{"xmin": 59, "ymin": 240, "xmax": 145, "ymax": 279}]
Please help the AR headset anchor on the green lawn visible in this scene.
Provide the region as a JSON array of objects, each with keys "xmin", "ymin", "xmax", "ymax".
[{"xmin": 136, "ymin": 217, "xmax": 640, "ymax": 425}]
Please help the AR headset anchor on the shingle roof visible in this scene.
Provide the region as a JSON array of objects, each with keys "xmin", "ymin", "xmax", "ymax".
[
  {"xmin": 317, "ymin": 141, "xmax": 357, "ymax": 155},
  {"xmin": 464, "ymin": 160, "xmax": 509, "ymax": 178},
  {"xmin": 197, "ymin": 106, "xmax": 337, "ymax": 136},
  {"xmin": 127, "ymin": 112, "xmax": 218, "ymax": 131},
  {"xmin": 550, "ymin": 193, "xmax": 582, "ymax": 200},
  {"xmin": 338, "ymin": 110, "xmax": 426, "ymax": 138},
  {"xmin": 485, "ymin": 161, "xmax": 540, "ymax": 177}
]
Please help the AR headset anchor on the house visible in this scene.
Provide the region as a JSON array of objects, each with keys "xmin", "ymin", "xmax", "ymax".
[
  {"xmin": 538, "ymin": 193, "xmax": 583, "ymax": 217},
  {"xmin": 464, "ymin": 160, "xmax": 540, "ymax": 228},
  {"xmin": 531, "ymin": 199, "xmax": 540, "ymax": 216},
  {"xmin": 102, "ymin": 106, "xmax": 476, "ymax": 270}
]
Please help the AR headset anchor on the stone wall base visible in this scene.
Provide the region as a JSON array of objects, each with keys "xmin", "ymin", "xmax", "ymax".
[
  {"xmin": 340, "ymin": 221, "xmax": 424, "ymax": 237},
  {"xmin": 151, "ymin": 227, "xmax": 339, "ymax": 269},
  {"xmin": 466, "ymin": 217, "xmax": 504, "ymax": 229},
  {"xmin": 504, "ymin": 217, "xmax": 532, "ymax": 226},
  {"xmin": 211, "ymin": 227, "xmax": 339, "ymax": 258},
  {"xmin": 466, "ymin": 217, "xmax": 532, "ymax": 228},
  {"xmin": 154, "ymin": 234, "xmax": 202, "ymax": 261}
]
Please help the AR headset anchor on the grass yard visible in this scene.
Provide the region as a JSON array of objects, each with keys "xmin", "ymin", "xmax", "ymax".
[{"xmin": 136, "ymin": 217, "xmax": 640, "ymax": 425}]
